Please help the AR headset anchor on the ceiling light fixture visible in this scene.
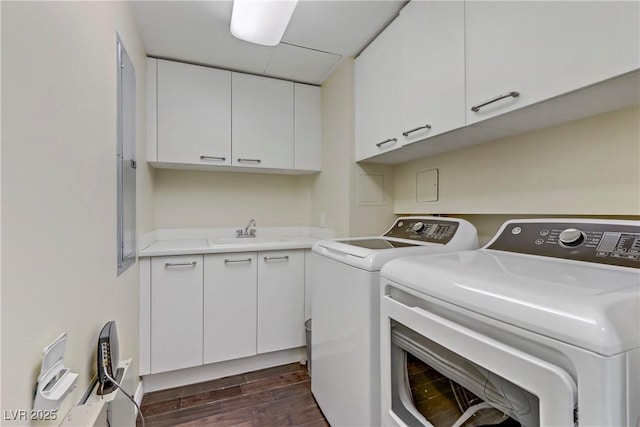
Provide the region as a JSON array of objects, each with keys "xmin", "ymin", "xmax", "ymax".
[{"xmin": 230, "ymin": 0, "xmax": 299, "ymax": 47}]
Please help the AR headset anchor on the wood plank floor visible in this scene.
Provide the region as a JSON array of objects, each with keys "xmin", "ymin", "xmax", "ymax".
[{"xmin": 137, "ymin": 363, "xmax": 329, "ymax": 427}]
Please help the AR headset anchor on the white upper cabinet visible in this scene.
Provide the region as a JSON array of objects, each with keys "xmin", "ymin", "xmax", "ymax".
[
  {"xmin": 156, "ymin": 59, "xmax": 232, "ymax": 165},
  {"xmin": 232, "ymin": 73, "xmax": 294, "ymax": 170},
  {"xmin": 294, "ymin": 83, "xmax": 322, "ymax": 172},
  {"xmin": 399, "ymin": 0, "xmax": 465, "ymax": 145},
  {"xmin": 465, "ymin": 1, "xmax": 640, "ymax": 124},
  {"xmin": 355, "ymin": 16, "xmax": 403, "ymax": 161},
  {"xmin": 147, "ymin": 59, "xmax": 321, "ymax": 174},
  {"xmin": 355, "ymin": 1, "xmax": 465, "ymax": 161},
  {"xmin": 355, "ymin": 0, "xmax": 639, "ymax": 163}
]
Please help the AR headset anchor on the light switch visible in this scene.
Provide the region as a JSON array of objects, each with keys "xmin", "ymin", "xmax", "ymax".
[{"xmin": 416, "ymin": 169, "xmax": 438, "ymax": 202}]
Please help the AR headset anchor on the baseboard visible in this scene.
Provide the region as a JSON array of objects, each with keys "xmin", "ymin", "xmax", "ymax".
[{"xmin": 142, "ymin": 347, "xmax": 305, "ymax": 392}]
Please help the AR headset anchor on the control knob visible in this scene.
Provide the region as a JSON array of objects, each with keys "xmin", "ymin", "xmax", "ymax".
[
  {"xmin": 413, "ymin": 222, "xmax": 426, "ymax": 233},
  {"xmin": 558, "ymin": 228, "xmax": 585, "ymax": 247}
]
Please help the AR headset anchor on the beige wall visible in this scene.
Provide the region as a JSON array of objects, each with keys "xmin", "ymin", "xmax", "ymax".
[
  {"xmin": 154, "ymin": 169, "xmax": 311, "ymax": 229},
  {"xmin": 310, "ymin": 58, "xmax": 397, "ymax": 238},
  {"xmin": 349, "ymin": 164, "xmax": 396, "ymax": 237},
  {"xmin": 309, "ymin": 60, "xmax": 353, "ymax": 237},
  {"xmin": 1, "ymin": 1, "xmax": 152, "ymax": 424},
  {"xmin": 394, "ymin": 106, "xmax": 640, "ymax": 215}
]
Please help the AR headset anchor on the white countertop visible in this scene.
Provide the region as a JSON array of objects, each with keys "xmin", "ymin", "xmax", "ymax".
[{"xmin": 138, "ymin": 226, "xmax": 332, "ymax": 257}]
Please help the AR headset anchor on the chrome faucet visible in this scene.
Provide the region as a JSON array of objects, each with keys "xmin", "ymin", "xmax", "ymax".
[{"xmin": 236, "ymin": 219, "xmax": 256, "ymax": 238}]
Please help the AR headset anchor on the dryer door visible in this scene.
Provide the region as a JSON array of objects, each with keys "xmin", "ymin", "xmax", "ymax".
[{"xmin": 381, "ymin": 294, "xmax": 577, "ymax": 427}]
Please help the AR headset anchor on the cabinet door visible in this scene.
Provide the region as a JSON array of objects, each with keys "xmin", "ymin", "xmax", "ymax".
[
  {"xmin": 151, "ymin": 255, "xmax": 203, "ymax": 373},
  {"xmin": 354, "ymin": 16, "xmax": 403, "ymax": 161},
  {"xmin": 257, "ymin": 250, "xmax": 305, "ymax": 353},
  {"xmin": 294, "ymin": 83, "xmax": 321, "ymax": 172},
  {"xmin": 203, "ymin": 252, "xmax": 257, "ymax": 364},
  {"xmin": 157, "ymin": 59, "xmax": 231, "ymax": 165},
  {"xmin": 465, "ymin": 1, "xmax": 640, "ymax": 124},
  {"xmin": 232, "ymin": 73, "xmax": 294, "ymax": 169},
  {"xmin": 399, "ymin": 1, "xmax": 465, "ymax": 144}
]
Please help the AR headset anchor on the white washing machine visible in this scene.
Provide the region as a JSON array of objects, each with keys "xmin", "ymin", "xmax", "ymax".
[
  {"xmin": 380, "ymin": 219, "xmax": 640, "ymax": 427},
  {"xmin": 311, "ymin": 216, "xmax": 478, "ymax": 427}
]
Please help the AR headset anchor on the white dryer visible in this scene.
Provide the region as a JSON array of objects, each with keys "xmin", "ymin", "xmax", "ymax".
[
  {"xmin": 311, "ymin": 216, "xmax": 478, "ymax": 427},
  {"xmin": 380, "ymin": 219, "xmax": 640, "ymax": 427}
]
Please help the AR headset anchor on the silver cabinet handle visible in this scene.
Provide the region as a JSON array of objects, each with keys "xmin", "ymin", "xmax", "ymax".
[
  {"xmin": 225, "ymin": 258, "xmax": 252, "ymax": 264},
  {"xmin": 200, "ymin": 156, "xmax": 226, "ymax": 161},
  {"xmin": 402, "ymin": 124, "xmax": 432, "ymax": 137},
  {"xmin": 264, "ymin": 256, "xmax": 289, "ymax": 262},
  {"xmin": 471, "ymin": 91, "xmax": 520, "ymax": 112},
  {"xmin": 165, "ymin": 261, "xmax": 197, "ymax": 268},
  {"xmin": 376, "ymin": 138, "xmax": 397, "ymax": 148},
  {"xmin": 237, "ymin": 158, "xmax": 261, "ymax": 164}
]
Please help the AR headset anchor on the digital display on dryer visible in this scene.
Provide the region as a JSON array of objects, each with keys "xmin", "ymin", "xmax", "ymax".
[{"xmin": 597, "ymin": 233, "xmax": 640, "ymax": 255}]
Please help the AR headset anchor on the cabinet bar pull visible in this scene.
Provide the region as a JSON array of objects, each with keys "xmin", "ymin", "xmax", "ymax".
[
  {"xmin": 225, "ymin": 258, "xmax": 252, "ymax": 264},
  {"xmin": 376, "ymin": 138, "xmax": 397, "ymax": 148},
  {"xmin": 402, "ymin": 124, "xmax": 432, "ymax": 137},
  {"xmin": 200, "ymin": 156, "xmax": 226, "ymax": 161},
  {"xmin": 264, "ymin": 256, "xmax": 289, "ymax": 261},
  {"xmin": 237, "ymin": 158, "xmax": 261, "ymax": 164},
  {"xmin": 165, "ymin": 261, "xmax": 197, "ymax": 268},
  {"xmin": 471, "ymin": 91, "xmax": 520, "ymax": 112}
]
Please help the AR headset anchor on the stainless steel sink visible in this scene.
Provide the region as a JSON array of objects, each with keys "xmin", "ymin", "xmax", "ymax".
[{"xmin": 207, "ymin": 236, "xmax": 291, "ymax": 247}]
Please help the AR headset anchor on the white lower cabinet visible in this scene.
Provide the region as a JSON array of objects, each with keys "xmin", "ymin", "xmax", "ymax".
[
  {"xmin": 146, "ymin": 249, "xmax": 305, "ymax": 374},
  {"xmin": 203, "ymin": 252, "xmax": 258, "ymax": 364},
  {"xmin": 150, "ymin": 255, "xmax": 204, "ymax": 373},
  {"xmin": 257, "ymin": 250, "xmax": 305, "ymax": 354}
]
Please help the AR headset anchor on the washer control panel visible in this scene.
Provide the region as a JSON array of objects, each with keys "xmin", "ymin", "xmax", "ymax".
[
  {"xmin": 487, "ymin": 221, "xmax": 640, "ymax": 268},
  {"xmin": 384, "ymin": 218, "xmax": 459, "ymax": 244}
]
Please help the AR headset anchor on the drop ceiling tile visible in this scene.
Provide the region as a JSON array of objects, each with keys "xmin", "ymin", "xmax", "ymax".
[
  {"xmin": 132, "ymin": 1, "xmax": 274, "ymax": 76},
  {"xmin": 131, "ymin": 0, "xmax": 405, "ymax": 84},
  {"xmin": 282, "ymin": 0, "xmax": 406, "ymax": 56},
  {"xmin": 264, "ymin": 43, "xmax": 341, "ymax": 85}
]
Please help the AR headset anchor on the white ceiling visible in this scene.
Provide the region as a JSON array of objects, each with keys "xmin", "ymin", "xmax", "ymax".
[{"xmin": 131, "ymin": 1, "xmax": 408, "ymax": 85}]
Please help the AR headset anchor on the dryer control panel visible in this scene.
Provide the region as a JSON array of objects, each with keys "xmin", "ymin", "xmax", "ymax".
[
  {"xmin": 487, "ymin": 221, "xmax": 640, "ymax": 268},
  {"xmin": 384, "ymin": 218, "xmax": 459, "ymax": 244}
]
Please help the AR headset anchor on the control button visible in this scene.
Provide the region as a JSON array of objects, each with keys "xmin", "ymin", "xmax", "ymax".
[
  {"xmin": 596, "ymin": 251, "xmax": 608, "ymax": 257},
  {"xmin": 558, "ymin": 228, "xmax": 586, "ymax": 247},
  {"xmin": 397, "ymin": 221, "xmax": 403, "ymax": 227},
  {"xmin": 413, "ymin": 222, "xmax": 426, "ymax": 233},
  {"xmin": 540, "ymin": 229, "xmax": 549, "ymax": 236},
  {"xmin": 511, "ymin": 227, "xmax": 522, "ymax": 235},
  {"xmin": 535, "ymin": 239, "xmax": 544, "ymax": 245}
]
